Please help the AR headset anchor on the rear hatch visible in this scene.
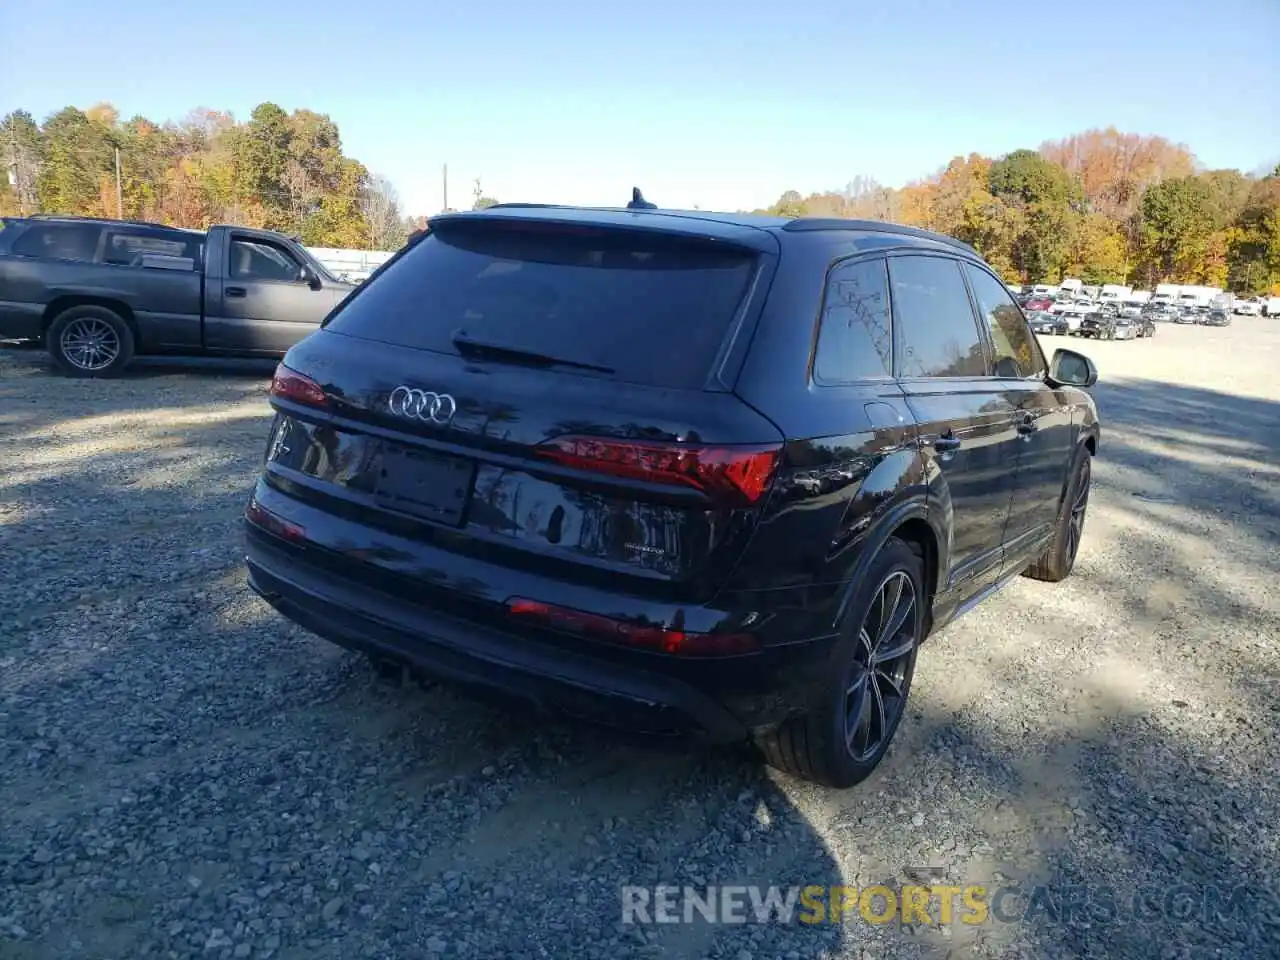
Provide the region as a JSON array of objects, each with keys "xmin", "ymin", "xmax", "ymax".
[{"xmin": 260, "ymin": 212, "xmax": 784, "ymax": 606}]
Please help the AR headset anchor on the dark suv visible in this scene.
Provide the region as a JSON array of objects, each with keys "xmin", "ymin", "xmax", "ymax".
[{"xmin": 244, "ymin": 203, "xmax": 1100, "ymax": 788}]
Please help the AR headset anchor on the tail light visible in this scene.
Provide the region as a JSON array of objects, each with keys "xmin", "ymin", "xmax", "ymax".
[
  {"xmin": 507, "ymin": 598, "xmax": 759, "ymax": 657},
  {"xmin": 270, "ymin": 364, "xmax": 328, "ymax": 408},
  {"xmin": 536, "ymin": 436, "xmax": 782, "ymax": 507},
  {"xmin": 245, "ymin": 496, "xmax": 307, "ymax": 544}
]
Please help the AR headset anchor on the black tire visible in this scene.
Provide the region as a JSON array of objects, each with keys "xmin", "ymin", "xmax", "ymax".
[
  {"xmin": 1024, "ymin": 446, "xmax": 1092, "ymax": 583},
  {"xmin": 755, "ymin": 537, "xmax": 923, "ymax": 788},
  {"xmin": 46, "ymin": 305, "xmax": 135, "ymax": 378}
]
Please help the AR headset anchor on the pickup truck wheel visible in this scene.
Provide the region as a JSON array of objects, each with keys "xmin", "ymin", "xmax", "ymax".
[
  {"xmin": 1024, "ymin": 446, "xmax": 1091, "ymax": 583},
  {"xmin": 47, "ymin": 306, "xmax": 135, "ymax": 378},
  {"xmin": 755, "ymin": 537, "xmax": 922, "ymax": 788}
]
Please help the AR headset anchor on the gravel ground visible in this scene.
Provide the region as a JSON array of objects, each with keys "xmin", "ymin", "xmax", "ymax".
[{"xmin": 2, "ymin": 321, "xmax": 1278, "ymax": 959}]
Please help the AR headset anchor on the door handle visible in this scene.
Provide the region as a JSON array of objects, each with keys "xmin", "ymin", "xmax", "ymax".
[
  {"xmin": 1017, "ymin": 414, "xmax": 1037, "ymax": 436},
  {"xmin": 225, "ymin": 287, "xmax": 247, "ymax": 298},
  {"xmin": 932, "ymin": 434, "xmax": 962, "ymax": 452}
]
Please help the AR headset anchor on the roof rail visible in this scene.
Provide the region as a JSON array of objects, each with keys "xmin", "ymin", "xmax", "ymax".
[
  {"xmin": 782, "ymin": 217, "xmax": 981, "ymax": 258},
  {"xmin": 478, "ymin": 202, "xmax": 567, "ymax": 211},
  {"xmin": 26, "ymin": 213, "xmax": 191, "ymax": 232}
]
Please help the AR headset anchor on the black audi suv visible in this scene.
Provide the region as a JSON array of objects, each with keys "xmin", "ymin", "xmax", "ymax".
[{"xmin": 244, "ymin": 201, "xmax": 1100, "ymax": 787}]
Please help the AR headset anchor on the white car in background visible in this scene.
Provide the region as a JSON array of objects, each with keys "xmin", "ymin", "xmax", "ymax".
[
  {"xmin": 1050, "ymin": 297, "xmax": 1098, "ymax": 319},
  {"xmin": 1234, "ymin": 299, "xmax": 1261, "ymax": 316},
  {"xmin": 1054, "ymin": 305, "xmax": 1093, "ymax": 333}
]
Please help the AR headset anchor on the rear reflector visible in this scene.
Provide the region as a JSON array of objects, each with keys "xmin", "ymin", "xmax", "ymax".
[
  {"xmin": 245, "ymin": 496, "xmax": 307, "ymax": 543},
  {"xmin": 507, "ymin": 598, "xmax": 759, "ymax": 657},
  {"xmin": 536, "ymin": 436, "xmax": 781, "ymax": 507},
  {"xmin": 270, "ymin": 364, "xmax": 328, "ymax": 408}
]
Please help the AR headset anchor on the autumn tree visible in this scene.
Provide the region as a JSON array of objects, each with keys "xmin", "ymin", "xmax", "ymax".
[
  {"xmin": 1068, "ymin": 214, "xmax": 1128, "ymax": 284},
  {"xmin": 766, "ymin": 190, "xmax": 808, "ymax": 217},
  {"xmin": 37, "ymin": 107, "xmax": 113, "ymax": 214},
  {"xmin": 363, "ymin": 174, "xmax": 408, "ymax": 249},
  {"xmin": 1, "ymin": 110, "xmax": 44, "ymax": 216},
  {"xmin": 1229, "ymin": 176, "xmax": 1280, "ymax": 293},
  {"xmin": 8, "ymin": 99, "xmax": 382, "ymax": 246},
  {"xmin": 988, "ymin": 148, "xmax": 1080, "ymax": 282},
  {"xmin": 233, "ymin": 102, "xmax": 292, "ymax": 225},
  {"xmin": 1039, "ymin": 127, "xmax": 1195, "ymax": 221},
  {"xmin": 1139, "ymin": 176, "xmax": 1215, "ymax": 281}
]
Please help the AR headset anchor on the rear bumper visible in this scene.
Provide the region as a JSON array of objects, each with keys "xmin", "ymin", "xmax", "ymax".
[{"xmin": 245, "ymin": 530, "xmax": 820, "ymax": 743}]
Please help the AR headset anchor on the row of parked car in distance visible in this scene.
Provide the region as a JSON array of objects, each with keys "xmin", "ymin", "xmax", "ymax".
[{"xmin": 1014, "ymin": 288, "xmax": 1235, "ymax": 341}]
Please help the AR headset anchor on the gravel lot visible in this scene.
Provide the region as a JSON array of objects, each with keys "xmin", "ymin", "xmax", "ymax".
[{"xmin": 2, "ymin": 321, "xmax": 1278, "ymax": 959}]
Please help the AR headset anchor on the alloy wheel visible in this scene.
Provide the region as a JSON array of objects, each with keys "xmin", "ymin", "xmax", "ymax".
[
  {"xmin": 843, "ymin": 571, "xmax": 917, "ymax": 761},
  {"xmin": 1066, "ymin": 458, "xmax": 1091, "ymax": 562},
  {"xmin": 60, "ymin": 318, "xmax": 120, "ymax": 371}
]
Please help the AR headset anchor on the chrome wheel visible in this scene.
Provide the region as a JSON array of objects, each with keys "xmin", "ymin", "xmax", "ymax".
[
  {"xmin": 843, "ymin": 570, "xmax": 917, "ymax": 762},
  {"xmin": 1066, "ymin": 458, "xmax": 1091, "ymax": 562},
  {"xmin": 60, "ymin": 317, "xmax": 120, "ymax": 371}
]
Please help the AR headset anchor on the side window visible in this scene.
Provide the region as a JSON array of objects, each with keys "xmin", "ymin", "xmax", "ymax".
[
  {"xmin": 888, "ymin": 256, "xmax": 988, "ymax": 378},
  {"xmin": 813, "ymin": 257, "xmax": 893, "ymax": 382},
  {"xmin": 11, "ymin": 223, "xmax": 102, "ymax": 263},
  {"xmin": 103, "ymin": 228, "xmax": 200, "ymax": 267},
  {"xmin": 229, "ymin": 238, "xmax": 303, "ymax": 282},
  {"xmin": 965, "ymin": 265, "xmax": 1047, "ymax": 379}
]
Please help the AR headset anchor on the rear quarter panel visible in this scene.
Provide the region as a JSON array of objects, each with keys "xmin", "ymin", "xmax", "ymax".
[{"xmin": 719, "ymin": 232, "xmax": 940, "ymax": 637}]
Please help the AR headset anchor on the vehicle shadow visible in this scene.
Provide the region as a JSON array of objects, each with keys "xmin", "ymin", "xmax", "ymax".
[
  {"xmin": 1, "ymin": 341, "xmax": 277, "ymax": 380},
  {"xmin": 1, "ymin": 366, "xmax": 1277, "ymax": 958}
]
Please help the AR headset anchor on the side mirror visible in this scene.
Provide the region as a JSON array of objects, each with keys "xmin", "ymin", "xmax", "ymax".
[
  {"xmin": 1048, "ymin": 348, "xmax": 1097, "ymax": 389},
  {"xmin": 299, "ymin": 264, "xmax": 321, "ymax": 289}
]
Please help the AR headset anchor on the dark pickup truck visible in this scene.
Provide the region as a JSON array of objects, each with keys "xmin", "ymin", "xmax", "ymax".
[{"xmin": 0, "ymin": 215, "xmax": 355, "ymax": 376}]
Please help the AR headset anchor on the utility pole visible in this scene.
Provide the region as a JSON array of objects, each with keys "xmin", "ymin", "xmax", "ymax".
[
  {"xmin": 114, "ymin": 146, "xmax": 123, "ymax": 219},
  {"xmin": 442, "ymin": 163, "xmax": 448, "ymax": 213}
]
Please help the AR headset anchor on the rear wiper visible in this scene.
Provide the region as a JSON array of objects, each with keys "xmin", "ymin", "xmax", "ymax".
[{"xmin": 451, "ymin": 331, "xmax": 615, "ymax": 374}]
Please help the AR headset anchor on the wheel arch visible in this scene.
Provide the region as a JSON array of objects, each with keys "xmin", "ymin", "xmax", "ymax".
[
  {"xmin": 42, "ymin": 296, "xmax": 139, "ymax": 343},
  {"xmin": 832, "ymin": 497, "xmax": 944, "ymax": 635}
]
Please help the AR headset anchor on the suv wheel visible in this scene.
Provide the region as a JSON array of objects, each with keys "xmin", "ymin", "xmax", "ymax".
[
  {"xmin": 1024, "ymin": 447, "xmax": 1091, "ymax": 582},
  {"xmin": 756, "ymin": 537, "xmax": 922, "ymax": 788},
  {"xmin": 47, "ymin": 305, "xmax": 135, "ymax": 378}
]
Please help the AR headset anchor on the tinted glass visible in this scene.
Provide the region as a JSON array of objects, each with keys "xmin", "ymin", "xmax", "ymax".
[
  {"xmin": 103, "ymin": 228, "xmax": 202, "ymax": 266},
  {"xmin": 324, "ymin": 223, "xmax": 756, "ymax": 390},
  {"xmin": 813, "ymin": 257, "xmax": 892, "ymax": 382},
  {"xmin": 889, "ymin": 256, "xmax": 987, "ymax": 378},
  {"xmin": 11, "ymin": 223, "xmax": 101, "ymax": 262},
  {"xmin": 230, "ymin": 238, "xmax": 302, "ymax": 282},
  {"xmin": 965, "ymin": 264, "xmax": 1046, "ymax": 378}
]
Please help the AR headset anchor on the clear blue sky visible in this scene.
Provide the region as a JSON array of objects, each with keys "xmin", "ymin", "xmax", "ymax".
[{"xmin": 2, "ymin": 0, "xmax": 1277, "ymax": 215}]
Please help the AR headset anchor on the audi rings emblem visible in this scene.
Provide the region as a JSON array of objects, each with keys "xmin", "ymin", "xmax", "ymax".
[{"xmin": 388, "ymin": 386, "xmax": 458, "ymax": 425}]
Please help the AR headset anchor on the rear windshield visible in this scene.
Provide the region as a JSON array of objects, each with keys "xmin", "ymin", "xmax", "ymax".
[{"xmin": 323, "ymin": 221, "xmax": 757, "ymax": 390}]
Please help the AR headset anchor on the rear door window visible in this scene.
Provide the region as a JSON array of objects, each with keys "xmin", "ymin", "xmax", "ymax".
[
  {"xmin": 888, "ymin": 255, "xmax": 988, "ymax": 378},
  {"xmin": 322, "ymin": 222, "xmax": 757, "ymax": 390},
  {"xmin": 10, "ymin": 222, "xmax": 102, "ymax": 262},
  {"xmin": 103, "ymin": 227, "xmax": 202, "ymax": 268}
]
